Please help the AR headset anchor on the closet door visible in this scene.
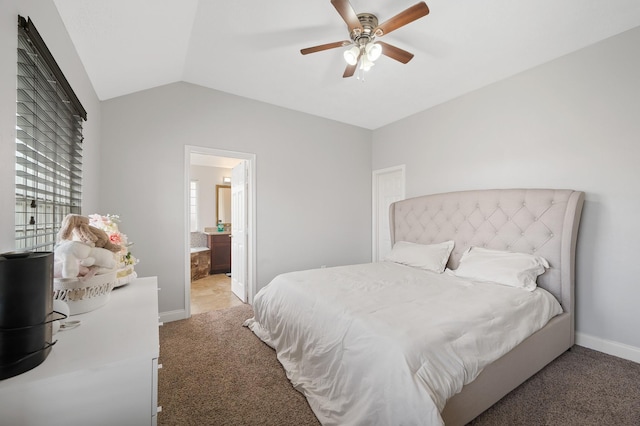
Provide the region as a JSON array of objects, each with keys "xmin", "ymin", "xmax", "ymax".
[{"xmin": 372, "ymin": 165, "xmax": 405, "ymax": 262}]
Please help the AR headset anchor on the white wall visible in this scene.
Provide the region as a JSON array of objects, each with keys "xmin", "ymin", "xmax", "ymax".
[
  {"xmin": 372, "ymin": 27, "xmax": 640, "ymax": 356},
  {"xmin": 0, "ymin": 0, "xmax": 101, "ymax": 253},
  {"xmin": 101, "ymin": 82, "xmax": 372, "ymax": 314}
]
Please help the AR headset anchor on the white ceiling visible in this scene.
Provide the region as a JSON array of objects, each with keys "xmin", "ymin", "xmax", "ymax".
[{"xmin": 54, "ymin": 0, "xmax": 640, "ymax": 130}]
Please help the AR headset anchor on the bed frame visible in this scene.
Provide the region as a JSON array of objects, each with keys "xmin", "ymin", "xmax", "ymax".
[{"xmin": 389, "ymin": 188, "xmax": 584, "ymax": 425}]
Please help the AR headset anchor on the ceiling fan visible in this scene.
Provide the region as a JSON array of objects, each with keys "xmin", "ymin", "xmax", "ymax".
[{"xmin": 301, "ymin": 0, "xmax": 430, "ymax": 78}]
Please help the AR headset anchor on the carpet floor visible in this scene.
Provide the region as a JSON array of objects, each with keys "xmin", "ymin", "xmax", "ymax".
[{"xmin": 158, "ymin": 304, "xmax": 640, "ymax": 426}]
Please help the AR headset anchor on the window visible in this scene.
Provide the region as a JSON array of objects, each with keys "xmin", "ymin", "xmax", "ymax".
[
  {"xmin": 190, "ymin": 180, "xmax": 199, "ymax": 232},
  {"xmin": 15, "ymin": 16, "xmax": 87, "ymax": 251}
]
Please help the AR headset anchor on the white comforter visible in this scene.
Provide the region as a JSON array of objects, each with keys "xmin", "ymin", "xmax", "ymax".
[{"xmin": 244, "ymin": 262, "xmax": 562, "ymax": 426}]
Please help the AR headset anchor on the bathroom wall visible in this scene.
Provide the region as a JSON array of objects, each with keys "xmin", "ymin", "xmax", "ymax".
[
  {"xmin": 189, "ymin": 232, "xmax": 208, "ymax": 249},
  {"xmin": 190, "ymin": 165, "xmax": 231, "ymax": 233}
]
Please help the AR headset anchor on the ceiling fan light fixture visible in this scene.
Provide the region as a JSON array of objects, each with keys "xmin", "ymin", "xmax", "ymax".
[
  {"xmin": 365, "ymin": 42, "xmax": 382, "ymax": 61},
  {"xmin": 343, "ymin": 45, "xmax": 360, "ymax": 65},
  {"xmin": 360, "ymin": 55, "xmax": 375, "ymax": 71}
]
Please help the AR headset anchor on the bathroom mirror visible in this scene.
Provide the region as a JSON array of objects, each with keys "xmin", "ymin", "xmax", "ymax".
[{"xmin": 216, "ymin": 185, "xmax": 231, "ymax": 224}]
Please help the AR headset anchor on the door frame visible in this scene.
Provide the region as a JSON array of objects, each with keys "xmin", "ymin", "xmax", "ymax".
[{"xmin": 184, "ymin": 145, "xmax": 257, "ymax": 318}]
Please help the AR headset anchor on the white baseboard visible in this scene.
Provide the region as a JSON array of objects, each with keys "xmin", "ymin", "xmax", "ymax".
[
  {"xmin": 159, "ymin": 309, "xmax": 187, "ymax": 323},
  {"xmin": 576, "ymin": 332, "xmax": 640, "ymax": 364}
]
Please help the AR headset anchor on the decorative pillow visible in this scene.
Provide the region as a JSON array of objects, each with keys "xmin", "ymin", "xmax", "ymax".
[
  {"xmin": 453, "ymin": 246, "xmax": 549, "ymax": 291},
  {"xmin": 385, "ymin": 240, "xmax": 454, "ymax": 273}
]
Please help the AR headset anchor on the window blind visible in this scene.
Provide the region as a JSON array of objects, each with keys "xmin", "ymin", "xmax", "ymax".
[{"xmin": 15, "ymin": 16, "xmax": 86, "ymax": 251}]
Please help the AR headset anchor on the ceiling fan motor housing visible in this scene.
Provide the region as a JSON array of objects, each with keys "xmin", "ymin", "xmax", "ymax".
[{"xmin": 351, "ymin": 13, "xmax": 379, "ymax": 46}]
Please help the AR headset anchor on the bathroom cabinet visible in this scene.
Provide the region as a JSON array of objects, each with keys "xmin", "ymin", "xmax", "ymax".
[{"xmin": 208, "ymin": 233, "xmax": 231, "ymax": 274}]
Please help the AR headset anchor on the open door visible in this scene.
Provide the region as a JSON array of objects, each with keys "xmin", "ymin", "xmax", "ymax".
[{"xmin": 230, "ymin": 160, "xmax": 247, "ymax": 302}]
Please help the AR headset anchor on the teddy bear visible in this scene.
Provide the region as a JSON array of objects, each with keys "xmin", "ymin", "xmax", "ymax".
[
  {"xmin": 57, "ymin": 214, "xmax": 123, "ymax": 253},
  {"xmin": 54, "ymin": 240, "xmax": 117, "ymax": 279}
]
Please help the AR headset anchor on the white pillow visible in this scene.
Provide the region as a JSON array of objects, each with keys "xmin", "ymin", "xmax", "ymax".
[
  {"xmin": 453, "ymin": 246, "xmax": 549, "ymax": 291},
  {"xmin": 385, "ymin": 240, "xmax": 454, "ymax": 273}
]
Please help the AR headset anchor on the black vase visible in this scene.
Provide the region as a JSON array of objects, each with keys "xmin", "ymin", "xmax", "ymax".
[{"xmin": 0, "ymin": 251, "xmax": 54, "ymax": 380}]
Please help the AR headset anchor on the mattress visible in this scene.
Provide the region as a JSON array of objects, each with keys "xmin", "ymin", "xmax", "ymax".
[{"xmin": 245, "ymin": 261, "xmax": 562, "ymax": 425}]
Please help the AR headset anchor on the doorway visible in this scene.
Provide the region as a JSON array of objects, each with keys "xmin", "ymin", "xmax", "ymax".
[{"xmin": 184, "ymin": 146, "xmax": 256, "ymax": 318}]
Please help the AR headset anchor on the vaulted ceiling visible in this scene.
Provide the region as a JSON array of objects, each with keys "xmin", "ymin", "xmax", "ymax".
[{"xmin": 54, "ymin": 0, "xmax": 640, "ymax": 129}]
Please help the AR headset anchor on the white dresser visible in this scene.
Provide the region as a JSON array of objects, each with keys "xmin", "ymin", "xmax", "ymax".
[{"xmin": 0, "ymin": 276, "xmax": 161, "ymax": 426}]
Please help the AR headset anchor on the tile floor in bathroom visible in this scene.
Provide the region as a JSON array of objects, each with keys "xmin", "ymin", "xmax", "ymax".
[{"xmin": 190, "ymin": 273, "xmax": 244, "ymax": 315}]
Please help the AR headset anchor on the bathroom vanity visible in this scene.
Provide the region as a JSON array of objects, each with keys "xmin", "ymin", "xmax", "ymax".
[{"xmin": 207, "ymin": 232, "xmax": 231, "ymax": 274}]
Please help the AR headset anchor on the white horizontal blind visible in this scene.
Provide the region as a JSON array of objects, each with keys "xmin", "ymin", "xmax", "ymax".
[{"xmin": 15, "ymin": 17, "xmax": 85, "ymax": 251}]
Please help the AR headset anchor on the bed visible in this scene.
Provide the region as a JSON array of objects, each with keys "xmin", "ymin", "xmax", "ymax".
[{"xmin": 245, "ymin": 188, "xmax": 584, "ymax": 425}]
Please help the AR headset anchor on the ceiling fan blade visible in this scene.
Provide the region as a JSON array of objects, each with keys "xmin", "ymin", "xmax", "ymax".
[
  {"xmin": 300, "ymin": 40, "xmax": 350, "ymax": 55},
  {"xmin": 374, "ymin": 2, "xmax": 429, "ymax": 36},
  {"xmin": 343, "ymin": 62, "xmax": 357, "ymax": 78},
  {"xmin": 331, "ymin": 0, "xmax": 363, "ymax": 32},
  {"xmin": 377, "ymin": 41, "xmax": 414, "ymax": 64}
]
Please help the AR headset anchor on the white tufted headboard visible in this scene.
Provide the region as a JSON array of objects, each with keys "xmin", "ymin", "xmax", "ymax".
[{"xmin": 389, "ymin": 189, "xmax": 584, "ymax": 317}]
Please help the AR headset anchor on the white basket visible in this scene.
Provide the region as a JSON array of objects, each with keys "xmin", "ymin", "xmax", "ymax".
[{"xmin": 53, "ymin": 271, "xmax": 117, "ymax": 315}]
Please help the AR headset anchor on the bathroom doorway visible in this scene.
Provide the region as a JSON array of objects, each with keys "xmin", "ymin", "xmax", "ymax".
[{"xmin": 184, "ymin": 146, "xmax": 256, "ymax": 318}]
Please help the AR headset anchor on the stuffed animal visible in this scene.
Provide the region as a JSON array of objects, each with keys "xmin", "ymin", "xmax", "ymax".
[
  {"xmin": 80, "ymin": 246, "xmax": 116, "ymax": 270},
  {"xmin": 54, "ymin": 240, "xmax": 94, "ymax": 279},
  {"xmin": 53, "ymin": 259, "xmax": 92, "ymax": 279},
  {"xmin": 54, "ymin": 241, "xmax": 117, "ymax": 279},
  {"xmin": 57, "ymin": 214, "xmax": 123, "ymax": 253}
]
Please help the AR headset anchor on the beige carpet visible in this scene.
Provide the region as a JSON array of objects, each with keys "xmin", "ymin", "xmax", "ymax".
[{"xmin": 158, "ymin": 304, "xmax": 640, "ymax": 426}]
